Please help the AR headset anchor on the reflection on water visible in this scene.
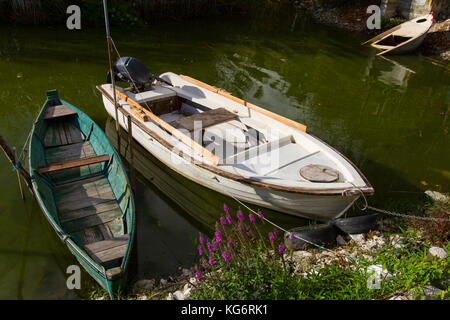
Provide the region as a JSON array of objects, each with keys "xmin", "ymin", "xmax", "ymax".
[{"xmin": 0, "ymin": 15, "xmax": 448, "ymax": 299}]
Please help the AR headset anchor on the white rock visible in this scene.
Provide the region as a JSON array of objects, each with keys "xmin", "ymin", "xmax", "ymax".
[
  {"xmin": 410, "ymin": 285, "xmax": 444, "ymax": 299},
  {"xmin": 336, "ymin": 235, "xmax": 347, "ymax": 246},
  {"xmin": 350, "ymin": 234, "xmax": 366, "ymax": 243},
  {"xmin": 95, "ymin": 296, "xmax": 105, "ymax": 300},
  {"xmin": 427, "ymin": 247, "xmax": 448, "ymax": 260},
  {"xmin": 364, "ymin": 240, "xmax": 378, "ymax": 250},
  {"xmin": 183, "ymin": 283, "xmax": 190, "ymax": 292},
  {"xmin": 293, "ymin": 250, "xmax": 313, "ymax": 259},
  {"xmin": 182, "ymin": 269, "xmax": 192, "ymax": 277},
  {"xmin": 183, "ymin": 288, "xmax": 192, "ymax": 298},
  {"xmin": 389, "ymin": 295, "xmax": 408, "ymax": 300},
  {"xmin": 160, "ymin": 279, "xmax": 168, "ymax": 287},
  {"xmin": 166, "ymin": 293, "xmax": 174, "ymax": 300},
  {"xmin": 173, "ymin": 291, "xmax": 185, "ymax": 300},
  {"xmin": 133, "ymin": 279, "xmax": 155, "ymax": 293},
  {"xmin": 425, "ymin": 190, "xmax": 449, "ymax": 203}
]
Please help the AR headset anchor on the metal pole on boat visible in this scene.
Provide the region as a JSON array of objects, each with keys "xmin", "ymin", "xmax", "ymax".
[
  {"xmin": 102, "ymin": 0, "xmax": 120, "ymax": 133},
  {"xmin": 127, "ymin": 115, "xmax": 136, "ymax": 194}
]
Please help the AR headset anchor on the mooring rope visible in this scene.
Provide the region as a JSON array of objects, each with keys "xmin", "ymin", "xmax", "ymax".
[{"xmin": 367, "ymin": 205, "xmax": 450, "ymax": 222}]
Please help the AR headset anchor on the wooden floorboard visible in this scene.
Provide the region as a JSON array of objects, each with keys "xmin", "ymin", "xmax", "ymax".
[
  {"xmin": 45, "ymin": 141, "xmax": 95, "ymax": 164},
  {"xmin": 84, "ymin": 234, "xmax": 129, "ymax": 254},
  {"xmin": 61, "ymin": 207, "xmax": 122, "ymax": 233},
  {"xmin": 56, "ymin": 188, "xmax": 116, "ymax": 213},
  {"xmin": 59, "ymin": 200, "xmax": 119, "ymax": 223}
]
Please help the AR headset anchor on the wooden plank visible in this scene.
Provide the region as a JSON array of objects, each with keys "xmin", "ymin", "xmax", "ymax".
[
  {"xmin": 54, "ymin": 176, "xmax": 110, "ymax": 196},
  {"xmin": 179, "ymin": 74, "xmax": 307, "ymax": 132},
  {"xmin": 45, "ymin": 142, "xmax": 95, "ymax": 163},
  {"xmin": 174, "ymin": 107, "xmax": 238, "ymax": 132},
  {"xmin": 57, "ymin": 122, "xmax": 68, "ymax": 145},
  {"xmin": 56, "ymin": 187, "xmax": 115, "ymax": 213},
  {"xmin": 63, "ymin": 122, "xmax": 73, "ymax": 144},
  {"xmin": 66, "ymin": 123, "xmax": 84, "ymax": 144},
  {"xmin": 84, "ymin": 234, "xmax": 129, "ymax": 254},
  {"xmin": 61, "ymin": 207, "xmax": 122, "ymax": 233},
  {"xmin": 87, "ymin": 242, "xmax": 127, "ymax": 264},
  {"xmin": 76, "ymin": 227, "xmax": 104, "ymax": 245},
  {"xmin": 42, "ymin": 105, "xmax": 77, "ymax": 120},
  {"xmin": 112, "ymin": 88, "xmax": 219, "ymax": 166},
  {"xmin": 44, "ymin": 123, "xmax": 55, "ymax": 147},
  {"xmin": 55, "ymin": 179, "xmax": 112, "ymax": 204},
  {"xmin": 59, "ymin": 200, "xmax": 119, "ymax": 223},
  {"xmin": 38, "ymin": 155, "xmax": 110, "ymax": 174}
]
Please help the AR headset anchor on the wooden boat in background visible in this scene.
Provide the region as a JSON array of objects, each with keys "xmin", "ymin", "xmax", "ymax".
[
  {"xmin": 97, "ymin": 62, "xmax": 374, "ymax": 221},
  {"xmin": 363, "ymin": 13, "xmax": 433, "ymax": 55},
  {"xmin": 29, "ymin": 90, "xmax": 135, "ymax": 298}
]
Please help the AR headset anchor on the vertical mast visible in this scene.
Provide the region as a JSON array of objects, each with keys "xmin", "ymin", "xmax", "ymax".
[{"xmin": 102, "ymin": 0, "xmax": 119, "ymax": 132}]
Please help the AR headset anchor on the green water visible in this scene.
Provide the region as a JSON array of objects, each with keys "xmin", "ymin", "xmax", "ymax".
[{"xmin": 0, "ymin": 16, "xmax": 448, "ymax": 299}]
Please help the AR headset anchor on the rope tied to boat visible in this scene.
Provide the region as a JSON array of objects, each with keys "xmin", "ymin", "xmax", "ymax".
[
  {"xmin": 227, "ymin": 193, "xmax": 357, "ymax": 261},
  {"xmin": 12, "ymin": 161, "xmax": 21, "ymax": 171}
]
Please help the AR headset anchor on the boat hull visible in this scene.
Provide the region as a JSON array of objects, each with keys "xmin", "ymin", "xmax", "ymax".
[
  {"xmin": 101, "ymin": 95, "xmax": 360, "ymax": 221},
  {"xmin": 29, "ymin": 91, "xmax": 135, "ymax": 299}
]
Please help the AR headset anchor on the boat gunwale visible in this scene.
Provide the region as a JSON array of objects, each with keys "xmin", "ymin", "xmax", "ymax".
[{"xmin": 97, "ymin": 84, "xmax": 374, "ymax": 197}]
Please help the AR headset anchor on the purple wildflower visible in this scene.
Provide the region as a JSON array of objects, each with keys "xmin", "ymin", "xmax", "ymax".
[
  {"xmin": 211, "ymin": 242, "xmax": 218, "ymax": 251},
  {"xmin": 289, "ymin": 232, "xmax": 295, "ymax": 240},
  {"xmin": 208, "ymin": 256, "xmax": 215, "ymax": 266},
  {"xmin": 199, "ymin": 234, "xmax": 205, "ymax": 244},
  {"xmin": 246, "ymin": 231, "xmax": 252, "ymax": 237},
  {"xmin": 223, "ymin": 204, "xmax": 229, "ymax": 213},
  {"xmin": 278, "ymin": 244, "xmax": 285, "ymax": 255},
  {"xmin": 202, "ymin": 260, "xmax": 208, "ymax": 269},
  {"xmin": 237, "ymin": 210, "xmax": 244, "ymax": 221},
  {"xmin": 249, "ymin": 213, "xmax": 256, "ymax": 223},
  {"xmin": 220, "ymin": 216, "xmax": 227, "ymax": 225},
  {"xmin": 226, "ymin": 215, "xmax": 234, "ymax": 225},
  {"xmin": 257, "ymin": 210, "xmax": 264, "ymax": 220},
  {"xmin": 222, "ymin": 251, "xmax": 230, "ymax": 262},
  {"xmin": 195, "ymin": 270, "xmax": 203, "ymax": 280},
  {"xmin": 198, "ymin": 245, "xmax": 203, "ymax": 256},
  {"xmin": 273, "ymin": 228, "xmax": 278, "ymax": 236},
  {"xmin": 215, "ymin": 230, "xmax": 222, "ymax": 243},
  {"xmin": 269, "ymin": 232, "xmax": 275, "ymax": 240},
  {"xmin": 206, "ymin": 241, "xmax": 212, "ymax": 252},
  {"xmin": 227, "ymin": 236, "xmax": 234, "ymax": 248}
]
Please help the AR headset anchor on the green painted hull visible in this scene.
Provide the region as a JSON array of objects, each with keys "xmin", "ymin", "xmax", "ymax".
[{"xmin": 28, "ymin": 90, "xmax": 135, "ymax": 299}]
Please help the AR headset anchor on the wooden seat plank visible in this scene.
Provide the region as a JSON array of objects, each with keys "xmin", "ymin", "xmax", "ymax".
[
  {"xmin": 56, "ymin": 186, "xmax": 115, "ymax": 213},
  {"xmin": 86, "ymin": 242, "xmax": 128, "ymax": 265},
  {"xmin": 38, "ymin": 154, "xmax": 110, "ymax": 174},
  {"xmin": 42, "ymin": 105, "xmax": 77, "ymax": 120},
  {"xmin": 175, "ymin": 107, "xmax": 238, "ymax": 131},
  {"xmin": 84, "ymin": 235, "xmax": 129, "ymax": 254}
]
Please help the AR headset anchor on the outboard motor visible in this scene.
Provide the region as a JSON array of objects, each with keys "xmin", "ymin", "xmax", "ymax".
[{"xmin": 107, "ymin": 56, "xmax": 171, "ymax": 90}]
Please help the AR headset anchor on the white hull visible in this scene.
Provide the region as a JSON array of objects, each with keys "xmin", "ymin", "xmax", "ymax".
[{"xmin": 98, "ymin": 77, "xmax": 373, "ymax": 221}]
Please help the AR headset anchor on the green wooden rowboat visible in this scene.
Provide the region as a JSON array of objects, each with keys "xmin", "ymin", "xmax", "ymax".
[{"xmin": 28, "ymin": 89, "xmax": 135, "ymax": 299}]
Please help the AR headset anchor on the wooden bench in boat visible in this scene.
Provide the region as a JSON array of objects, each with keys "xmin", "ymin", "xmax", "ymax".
[
  {"xmin": 84, "ymin": 234, "xmax": 129, "ymax": 265},
  {"xmin": 174, "ymin": 107, "xmax": 238, "ymax": 131},
  {"xmin": 42, "ymin": 104, "xmax": 77, "ymax": 120},
  {"xmin": 38, "ymin": 154, "xmax": 110, "ymax": 174}
]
